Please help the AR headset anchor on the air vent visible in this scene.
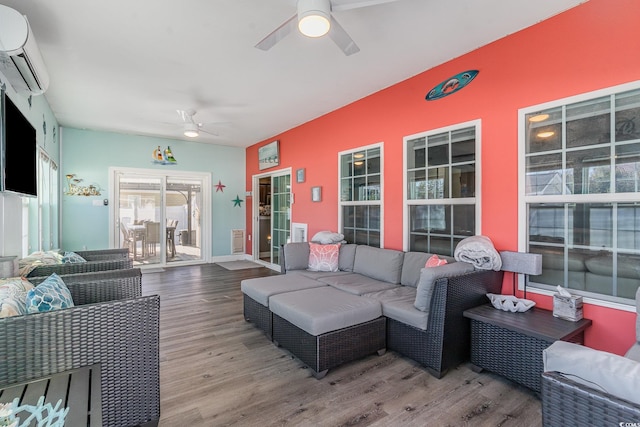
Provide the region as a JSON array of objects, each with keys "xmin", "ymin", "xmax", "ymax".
[{"xmin": 231, "ymin": 229, "xmax": 245, "ymax": 254}]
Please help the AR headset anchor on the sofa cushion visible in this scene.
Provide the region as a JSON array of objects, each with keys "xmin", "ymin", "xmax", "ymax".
[
  {"xmin": 400, "ymin": 252, "xmax": 429, "ymax": 287},
  {"xmin": 308, "ymin": 242, "xmax": 340, "ymax": 272},
  {"xmin": 0, "ymin": 277, "xmax": 34, "ymax": 318},
  {"xmin": 353, "ymin": 245, "xmax": 404, "ymax": 284},
  {"xmin": 544, "ymin": 340, "xmax": 640, "ymax": 406},
  {"xmin": 283, "ymin": 242, "xmax": 310, "ymax": 271},
  {"xmin": 288, "ymin": 270, "xmax": 352, "ymax": 280},
  {"xmin": 338, "ymin": 244, "xmax": 357, "ymax": 272},
  {"xmin": 414, "ymin": 262, "xmax": 475, "ymax": 312},
  {"xmin": 400, "ymin": 252, "xmax": 455, "ymax": 288},
  {"xmin": 585, "ymin": 254, "xmax": 640, "ymax": 279},
  {"xmin": 364, "ymin": 286, "xmax": 428, "ymax": 330},
  {"xmin": 26, "ymin": 273, "xmax": 74, "ymax": 313},
  {"xmin": 269, "ymin": 287, "xmax": 382, "ymax": 336},
  {"xmin": 241, "ymin": 274, "xmax": 326, "ymax": 307},
  {"xmin": 318, "ymin": 273, "xmax": 398, "ymax": 296}
]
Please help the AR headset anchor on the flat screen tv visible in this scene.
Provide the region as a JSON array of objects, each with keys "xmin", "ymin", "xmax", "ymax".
[{"xmin": 1, "ymin": 91, "xmax": 37, "ymax": 197}]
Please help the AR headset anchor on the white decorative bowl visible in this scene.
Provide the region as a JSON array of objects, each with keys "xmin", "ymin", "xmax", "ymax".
[{"xmin": 486, "ymin": 293, "xmax": 536, "ymax": 313}]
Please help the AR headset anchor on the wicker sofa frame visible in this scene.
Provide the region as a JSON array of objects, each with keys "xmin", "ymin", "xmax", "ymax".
[
  {"xmin": 28, "ymin": 268, "xmax": 142, "ymax": 305},
  {"xmin": 74, "ymin": 248, "xmax": 130, "ymax": 261},
  {"xmin": 272, "ymin": 314, "xmax": 386, "ymax": 379},
  {"xmin": 244, "ymin": 293, "xmax": 273, "ymax": 339},
  {"xmin": 0, "ymin": 268, "xmax": 160, "ymax": 427},
  {"xmin": 26, "ymin": 256, "xmax": 133, "ymax": 278},
  {"xmin": 541, "ymin": 371, "xmax": 640, "ymax": 425},
  {"xmin": 386, "ymin": 269, "xmax": 503, "ymax": 378}
]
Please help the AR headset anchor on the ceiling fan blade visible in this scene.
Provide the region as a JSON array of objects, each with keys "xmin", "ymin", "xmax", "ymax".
[
  {"xmin": 331, "ymin": 0, "xmax": 401, "ymax": 12},
  {"xmin": 328, "ymin": 16, "xmax": 360, "ymax": 56},
  {"xmin": 200, "ymin": 128, "xmax": 219, "ymax": 137},
  {"xmin": 255, "ymin": 14, "xmax": 297, "ymax": 51},
  {"xmin": 176, "ymin": 109, "xmax": 197, "ymax": 123}
]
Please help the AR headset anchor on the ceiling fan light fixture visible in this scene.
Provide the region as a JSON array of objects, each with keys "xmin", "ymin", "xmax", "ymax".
[
  {"xmin": 184, "ymin": 122, "xmax": 199, "ymax": 138},
  {"xmin": 298, "ymin": 0, "xmax": 331, "ymax": 38}
]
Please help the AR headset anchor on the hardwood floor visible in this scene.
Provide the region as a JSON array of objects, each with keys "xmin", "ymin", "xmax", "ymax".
[{"xmin": 142, "ymin": 264, "xmax": 542, "ymax": 427}]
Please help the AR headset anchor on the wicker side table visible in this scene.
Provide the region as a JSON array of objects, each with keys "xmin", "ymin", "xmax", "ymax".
[{"xmin": 463, "ymin": 304, "xmax": 592, "ymax": 393}]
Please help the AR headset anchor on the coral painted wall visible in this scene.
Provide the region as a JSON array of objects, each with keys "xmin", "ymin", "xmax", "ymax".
[{"xmin": 246, "ymin": 0, "xmax": 640, "ymax": 354}]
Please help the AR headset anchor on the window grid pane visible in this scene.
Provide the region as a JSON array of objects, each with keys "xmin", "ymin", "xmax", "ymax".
[
  {"xmin": 406, "ymin": 124, "xmax": 477, "ymax": 255},
  {"xmin": 525, "ymin": 87, "xmax": 640, "ymax": 302},
  {"xmin": 340, "ymin": 147, "xmax": 382, "ymax": 248}
]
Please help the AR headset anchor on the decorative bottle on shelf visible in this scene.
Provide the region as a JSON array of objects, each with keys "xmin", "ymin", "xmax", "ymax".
[{"xmin": 164, "ymin": 146, "xmax": 177, "ymax": 163}]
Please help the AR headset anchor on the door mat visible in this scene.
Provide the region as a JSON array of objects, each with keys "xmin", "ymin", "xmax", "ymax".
[{"xmin": 217, "ymin": 261, "xmax": 264, "ymax": 270}]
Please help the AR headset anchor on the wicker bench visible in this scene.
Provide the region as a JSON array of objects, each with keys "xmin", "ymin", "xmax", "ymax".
[
  {"xmin": 270, "ymin": 286, "xmax": 386, "ymax": 379},
  {"xmin": 0, "ymin": 268, "xmax": 160, "ymax": 427}
]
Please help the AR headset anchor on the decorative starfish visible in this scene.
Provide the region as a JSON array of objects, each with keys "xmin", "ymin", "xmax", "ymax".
[
  {"xmin": 232, "ymin": 195, "xmax": 243, "ymax": 207},
  {"xmin": 215, "ymin": 180, "xmax": 226, "ymax": 192}
]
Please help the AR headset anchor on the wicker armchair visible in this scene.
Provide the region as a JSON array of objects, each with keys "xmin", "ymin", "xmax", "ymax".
[
  {"xmin": 26, "ymin": 256, "xmax": 133, "ymax": 278},
  {"xmin": 542, "ymin": 287, "xmax": 640, "ymax": 426},
  {"xmin": 542, "ymin": 371, "xmax": 640, "ymax": 425},
  {"xmin": 0, "ymin": 268, "xmax": 160, "ymax": 427}
]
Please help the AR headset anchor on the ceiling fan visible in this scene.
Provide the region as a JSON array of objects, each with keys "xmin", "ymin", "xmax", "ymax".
[
  {"xmin": 255, "ymin": 0, "xmax": 402, "ymax": 56},
  {"xmin": 176, "ymin": 109, "xmax": 221, "ymax": 138}
]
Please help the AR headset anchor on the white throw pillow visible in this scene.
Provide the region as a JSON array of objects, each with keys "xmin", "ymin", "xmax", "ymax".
[{"xmin": 311, "ymin": 231, "xmax": 344, "ymax": 245}]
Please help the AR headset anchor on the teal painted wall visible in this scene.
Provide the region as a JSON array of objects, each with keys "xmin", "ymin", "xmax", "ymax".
[{"xmin": 61, "ymin": 128, "xmax": 246, "ymax": 256}]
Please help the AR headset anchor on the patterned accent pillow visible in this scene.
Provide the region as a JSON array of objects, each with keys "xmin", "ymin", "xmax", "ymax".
[
  {"xmin": 62, "ymin": 251, "xmax": 87, "ymax": 264},
  {"xmin": 26, "ymin": 273, "xmax": 74, "ymax": 314},
  {"xmin": 308, "ymin": 242, "xmax": 341, "ymax": 272},
  {"xmin": 425, "ymin": 254, "xmax": 448, "ymax": 268},
  {"xmin": 0, "ymin": 277, "xmax": 35, "ymax": 318},
  {"xmin": 18, "ymin": 251, "xmax": 64, "ymax": 276}
]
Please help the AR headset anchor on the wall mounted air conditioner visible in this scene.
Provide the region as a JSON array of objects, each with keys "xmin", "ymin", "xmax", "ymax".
[{"xmin": 0, "ymin": 5, "xmax": 49, "ymax": 95}]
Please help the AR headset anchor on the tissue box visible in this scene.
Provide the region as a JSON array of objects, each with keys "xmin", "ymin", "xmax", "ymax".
[{"xmin": 553, "ymin": 294, "xmax": 583, "ymax": 321}]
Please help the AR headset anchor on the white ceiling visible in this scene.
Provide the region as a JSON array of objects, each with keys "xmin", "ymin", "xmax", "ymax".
[{"xmin": 3, "ymin": 0, "xmax": 586, "ymax": 148}]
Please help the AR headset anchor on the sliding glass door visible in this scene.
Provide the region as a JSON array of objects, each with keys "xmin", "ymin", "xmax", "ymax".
[{"xmin": 113, "ymin": 169, "xmax": 208, "ymax": 266}]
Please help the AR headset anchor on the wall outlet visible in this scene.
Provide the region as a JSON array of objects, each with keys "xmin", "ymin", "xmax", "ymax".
[{"xmin": 248, "ymin": 234, "xmax": 251, "ymax": 241}]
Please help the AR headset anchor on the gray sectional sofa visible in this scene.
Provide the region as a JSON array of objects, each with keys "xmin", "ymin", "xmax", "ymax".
[{"xmin": 242, "ymin": 242, "xmax": 503, "ymax": 379}]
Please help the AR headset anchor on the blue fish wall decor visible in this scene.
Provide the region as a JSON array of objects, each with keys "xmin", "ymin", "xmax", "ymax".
[{"xmin": 426, "ymin": 70, "xmax": 479, "ymax": 101}]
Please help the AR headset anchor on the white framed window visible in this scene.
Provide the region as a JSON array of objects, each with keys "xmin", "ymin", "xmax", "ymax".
[
  {"xmin": 338, "ymin": 144, "xmax": 383, "ymax": 247},
  {"xmin": 404, "ymin": 120, "xmax": 481, "ymax": 256},
  {"xmin": 520, "ymin": 81, "xmax": 640, "ymax": 305}
]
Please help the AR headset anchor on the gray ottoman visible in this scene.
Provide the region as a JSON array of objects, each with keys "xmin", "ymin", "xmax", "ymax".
[
  {"xmin": 269, "ymin": 286, "xmax": 386, "ymax": 379},
  {"xmin": 241, "ymin": 274, "xmax": 327, "ymax": 339}
]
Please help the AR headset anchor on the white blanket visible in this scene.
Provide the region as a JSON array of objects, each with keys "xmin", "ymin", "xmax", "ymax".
[{"xmin": 454, "ymin": 235, "xmax": 502, "ymax": 271}]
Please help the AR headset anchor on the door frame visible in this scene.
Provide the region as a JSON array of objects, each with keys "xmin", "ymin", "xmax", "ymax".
[
  {"xmin": 108, "ymin": 166, "xmax": 212, "ymax": 267},
  {"xmin": 251, "ymin": 167, "xmax": 292, "ymax": 271}
]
